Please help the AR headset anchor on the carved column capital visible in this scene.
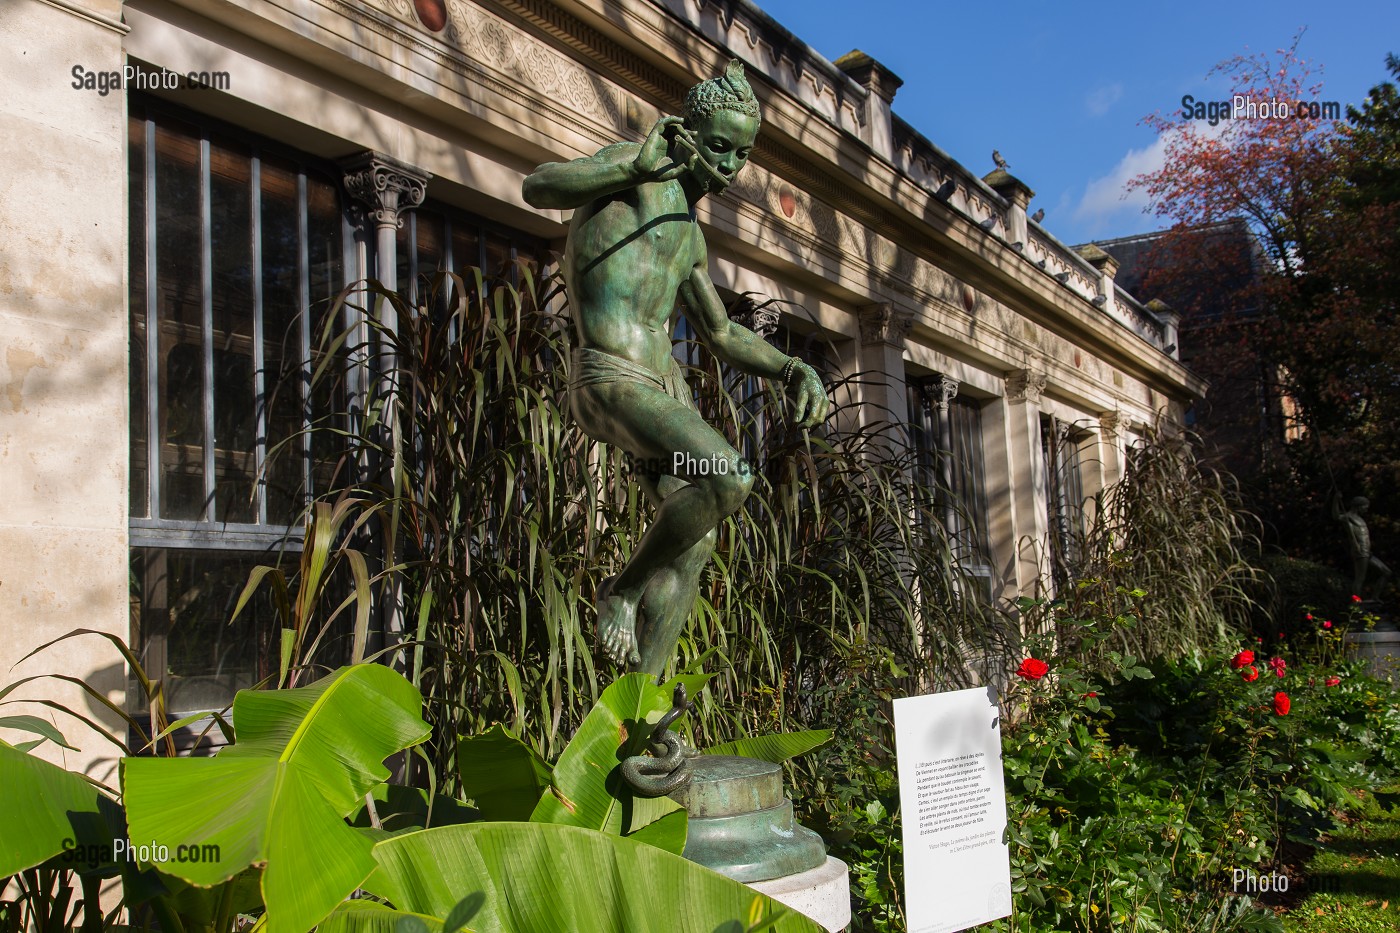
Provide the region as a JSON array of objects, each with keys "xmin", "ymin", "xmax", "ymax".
[
  {"xmin": 1004, "ymin": 369, "xmax": 1047, "ymax": 403},
  {"xmin": 1098, "ymin": 409, "xmax": 1122, "ymax": 437},
  {"xmin": 859, "ymin": 302, "xmax": 912, "ymax": 348},
  {"xmin": 916, "ymin": 374, "xmax": 959, "ymax": 414},
  {"xmin": 729, "ymin": 295, "xmax": 781, "ymax": 340},
  {"xmin": 341, "ymin": 151, "xmax": 431, "ymax": 229},
  {"xmin": 913, "ymin": 376, "xmax": 959, "ymax": 419}
]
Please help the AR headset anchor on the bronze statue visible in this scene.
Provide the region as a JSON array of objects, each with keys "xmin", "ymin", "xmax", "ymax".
[
  {"xmin": 523, "ymin": 61, "xmax": 829, "ymax": 675},
  {"xmin": 1333, "ymin": 492, "xmax": 1392, "ymax": 601}
]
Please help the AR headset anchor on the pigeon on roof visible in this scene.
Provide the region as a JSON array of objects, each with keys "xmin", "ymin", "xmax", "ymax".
[
  {"xmin": 992, "ymin": 149, "xmax": 1008, "ymax": 170},
  {"xmin": 1031, "ymin": 208, "xmax": 1045, "ymax": 223}
]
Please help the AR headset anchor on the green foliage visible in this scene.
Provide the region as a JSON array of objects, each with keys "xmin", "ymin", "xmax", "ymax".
[
  {"xmin": 1285, "ymin": 784, "xmax": 1400, "ymax": 933},
  {"xmin": 529, "ymin": 672, "xmax": 691, "ymax": 835},
  {"xmin": 989, "ymin": 589, "xmax": 1400, "ymax": 933},
  {"xmin": 1248, "ymin": 553, "xmax": 1350, "ymax": 639},
  {"xmin": 702, "ymin": 729, "xmax": 832, "ymax": 763},
  {"xmin": 794, "ymin": 641, "xmax": 905, "ymax": 932},
  {"xmin": 457, "ymin": 725, "xmax": 553, "ymax": 821},
  {"xmin": 0, "ymin": 739, "xmax": 121, "ymax": 878},
  {"xmin": 258, "ymin": 271, "xmax": 1017, "ymax": 789},
  {"xmin": 1, "ymin": 663, "xmax": 823, "ymax": 933},
  {"xmin": 1066, "ymin": 425, "xmax": 1261, "ymax": 664},
  {"xmin": 123, "ymin": 664, "xmax": 431, "ymax": 933},
  {"xmin": 358, "ymin": 822, "xmax": 821, "ymax": 933}
]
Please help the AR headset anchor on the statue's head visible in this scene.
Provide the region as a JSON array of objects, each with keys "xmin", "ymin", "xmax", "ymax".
[
  {"xmin": 1352, "ymin": 496, "xmax": 1370, "ymax": 513},
  {"xmin": 681, "ymin": 60, "xmax": 761, "ymax": 193}
]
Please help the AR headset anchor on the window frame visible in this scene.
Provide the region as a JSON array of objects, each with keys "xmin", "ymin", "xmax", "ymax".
[{"xmin": 128, "ymin": 96, "xmax": 356, "ymax": 552}]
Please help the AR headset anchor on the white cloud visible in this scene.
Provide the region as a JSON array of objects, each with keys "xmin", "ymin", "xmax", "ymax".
[
  {"xmin": 1071, "ymin": 136, "xmax": 1166, "ymax": 230},
  {"xmin": 1085, "ymin": 82, "xmax": 1124, "ymax": 117}
]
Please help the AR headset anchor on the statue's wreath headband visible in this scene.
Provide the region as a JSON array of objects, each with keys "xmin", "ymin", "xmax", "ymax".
[{"xmin": 684, "ymin": 60, "xmax": 761, "ymax": 121}]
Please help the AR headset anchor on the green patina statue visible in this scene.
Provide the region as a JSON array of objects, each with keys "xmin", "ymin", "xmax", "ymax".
[
  {"xmin": 523, "ymin": 61, "xmax": 829, "ymax": 675},
  {"xmin": 1333, "ymin": 492, "xmax": 1393, "ymax": 601}
]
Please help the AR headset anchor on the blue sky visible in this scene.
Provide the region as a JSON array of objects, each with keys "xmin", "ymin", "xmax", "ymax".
[{"xmin": 749, "ymin": 0, "xmax": 1400, "ymax": 246}]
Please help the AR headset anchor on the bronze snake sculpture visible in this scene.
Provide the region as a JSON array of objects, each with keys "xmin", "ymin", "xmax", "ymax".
[{"xmin": 621, "ymin": 683, "xmax": 697, "ymax": 797}]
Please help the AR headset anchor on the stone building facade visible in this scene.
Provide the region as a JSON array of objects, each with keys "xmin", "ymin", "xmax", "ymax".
[{"xmin": 1, "ymin": 0, "xmax": 1203, "ymax": 774}]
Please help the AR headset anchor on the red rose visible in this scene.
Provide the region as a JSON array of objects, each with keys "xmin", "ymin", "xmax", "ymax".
[
  {"xmin": 1278, "ymin": 632, "xmax": 1286, "ymax": 639},
  {"xmin": 1081, "ymin": 692, "xmax": 1098, "ymax": 698},
  {"xmin": 1015, "ymin": 657, "xmax": 1049, "ymax": 680},
  {"xmin": 1325, "ymin": 677, "xmax": 1341, "ymax": 687},
  {"xmin": 1274, "ymin": 692, "xmax": 1290, "ymax": 716},
  {"xmin": 1305, "ymin": 613, "xmax": 1314, "ymax": 621},
  {"xmin": 1267, "ymin": 657, "xmax": 1286, "ymax": 678},
  {"xmin": 1231, "ymin": 650, "xmax": 1255, "ymax": 669},
  {"xmin": 1352, "ymin": 594, "xmax": 1362, "ymax": 603},
  {"xmin": 1323, "ymin": 620, "xmax": 1333, "ymax": 629},
  {"xmin": 1240, "ymin": 666, "xmax": 1259, "ymax": 682}
]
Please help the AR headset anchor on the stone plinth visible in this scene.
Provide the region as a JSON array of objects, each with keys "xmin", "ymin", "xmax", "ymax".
[
  {"xmin": 749, "ymin": 856, "xmax": 852, "ymax": 933},
  {"xmin": 1346, "ymin": 630, "xmax": 1400, "ymax": 686}
]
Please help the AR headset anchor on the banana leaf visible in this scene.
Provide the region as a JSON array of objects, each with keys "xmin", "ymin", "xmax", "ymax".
[{"xmin": 123, "ymin": 665, "xmax": 430, "ymax": 933}]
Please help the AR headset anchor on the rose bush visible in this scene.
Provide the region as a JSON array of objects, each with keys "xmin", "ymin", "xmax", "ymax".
[{"xmin": 990, "ymin": 585, "xmax": 1400, "ymax": 933}]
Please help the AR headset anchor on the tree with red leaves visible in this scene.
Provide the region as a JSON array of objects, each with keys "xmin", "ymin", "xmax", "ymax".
[{"xmin": 1128, "ymin": 36, "xmax": 1399, "ymax": 580}]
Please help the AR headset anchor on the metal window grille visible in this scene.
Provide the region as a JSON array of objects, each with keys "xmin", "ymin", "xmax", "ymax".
[{"xmin": 1042, "ymin": 415, "xmax": 1088, "ymax": 590}]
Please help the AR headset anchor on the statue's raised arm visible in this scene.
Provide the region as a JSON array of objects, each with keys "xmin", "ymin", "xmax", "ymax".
[{"xmin": 522, "ymin": 118, "xmax": 701, "ymax": 212}]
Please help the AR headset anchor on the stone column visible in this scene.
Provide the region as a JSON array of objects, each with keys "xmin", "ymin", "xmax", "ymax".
[
  {"xmin": 340, "ymin": 152, "xmax": 430, "ymax": 664},
  {"xmin": 854, "ymin": 303, "xmax": 913, "ymax": 447},
  {"xmin": 833, "ymin": 51, "xmax": 902, "ymax": 163},
  {"xmin": 1002, "ymin": 370, "xmax": 1049, "ymax": 597},
  {"xmin": 342, "ymin": 152, "xmax": 431, "ymax": 303},
  {"xmin": 919, "ymin": 375, "xmax": 960, "ymax": 532},
  {"xmin": 1097, "ymin": 410, "xmax": 1125, "ymax": 489},
  {"xmin": 0, "ymin": 0, "xmax": 130, "ymax": 776},
  {"xmin": 729, "ymin": 295, "xmax": 779, "ymax": 453}
]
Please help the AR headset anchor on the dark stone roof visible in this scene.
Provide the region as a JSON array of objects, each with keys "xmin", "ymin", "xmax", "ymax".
[{"xmin": 1078, "ymin": 220, "xmax": 1266, "ymax": 325}]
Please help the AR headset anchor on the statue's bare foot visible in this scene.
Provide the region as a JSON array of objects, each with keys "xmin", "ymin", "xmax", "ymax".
[{"xmin": 596, "ymin": 576, "xmax": 641, "ymax": 667}]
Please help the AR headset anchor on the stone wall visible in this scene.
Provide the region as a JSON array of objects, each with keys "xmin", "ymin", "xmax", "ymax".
[{"xmin": 1, "ymin": 0, "xmax": 131, "ymax": 778}]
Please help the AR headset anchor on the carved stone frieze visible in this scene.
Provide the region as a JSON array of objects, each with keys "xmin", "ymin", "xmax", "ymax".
[{"xmin": 446, "ymin": 0, "xmax": 620, "ymax": 125}]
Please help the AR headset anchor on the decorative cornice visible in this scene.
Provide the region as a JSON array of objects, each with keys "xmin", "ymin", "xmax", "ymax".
[
  {"xmin": 981, "ymin": 168, "xmax": 1035, "ymax": 210},
  {"xmin": 859, "ymin": 302, "xmax": 913, "ymax": 348},
  {"xmin": 35, "ymin": 0, "xmax": 130, "ymax": 34},
  {"xmin": 340, "ymin": 152, "xmax": 431, "ymax": 228},
  {"xmin": 1005, "ymin": 369, "xmax": 1047, "ymax": 403},
  {"xmin": 833, "ymin": 50, "xmax": 903, "ymax": 104},
  {"xmin": 1145, "ymin": 298, "xmax": 1181, "ymax": 325}
]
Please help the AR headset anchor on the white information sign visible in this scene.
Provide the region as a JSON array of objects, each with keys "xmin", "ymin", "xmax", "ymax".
[{"xmin": 894, "ymin": 687, "xmax": 1012, "ymax": 933}]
